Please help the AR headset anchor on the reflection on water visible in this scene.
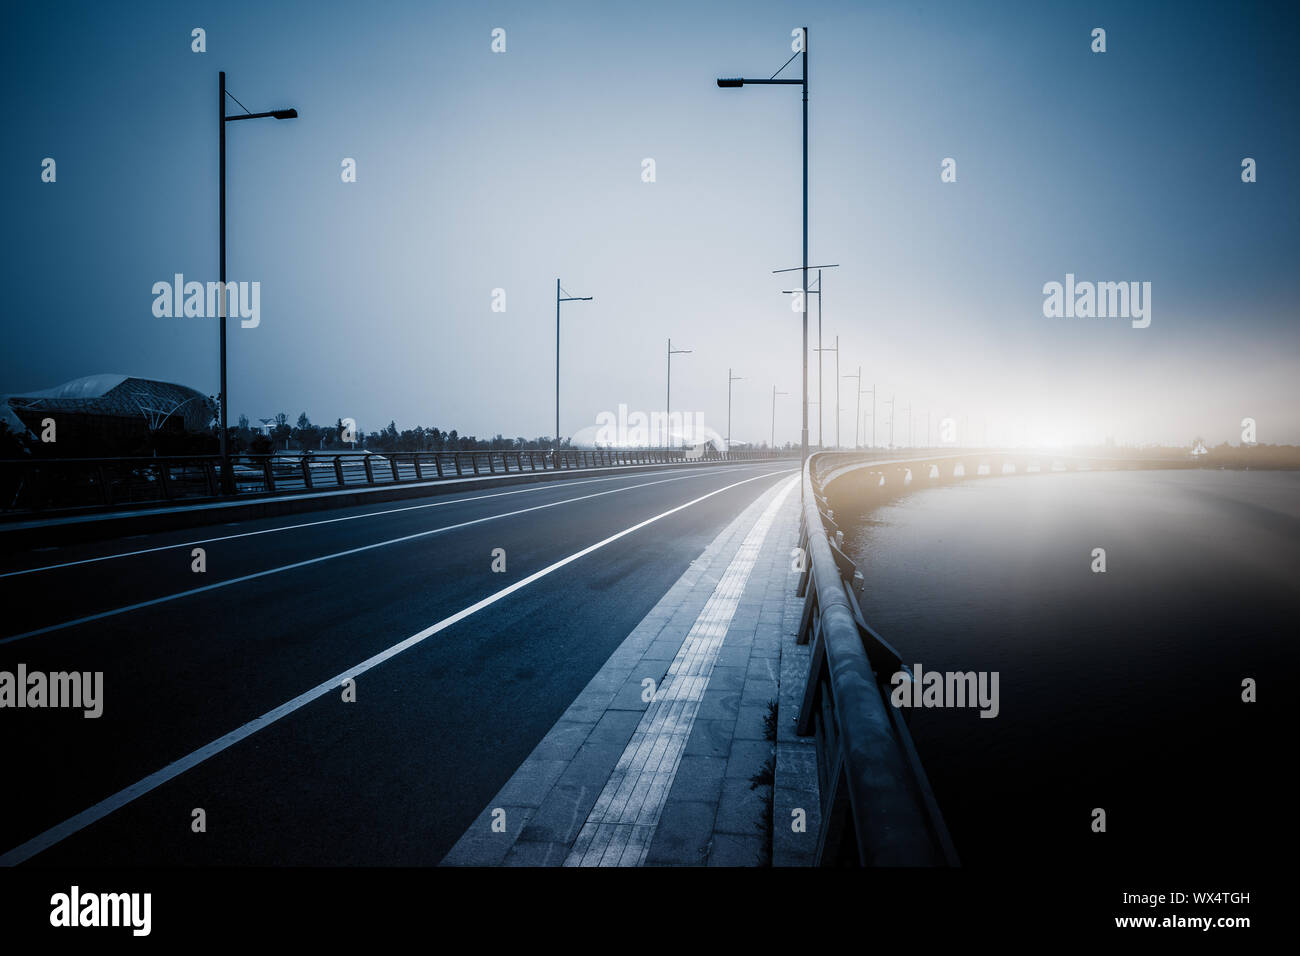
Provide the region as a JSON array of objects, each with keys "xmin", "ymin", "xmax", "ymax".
[{"xmin": 837, "ymin": 469, "xmax": 1296, "ymax": 869}]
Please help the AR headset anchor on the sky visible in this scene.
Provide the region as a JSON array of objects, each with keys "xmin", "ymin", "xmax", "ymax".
[{"xmin": 3, "ymin": 0, "xmax": 1298, "ymax": 447}]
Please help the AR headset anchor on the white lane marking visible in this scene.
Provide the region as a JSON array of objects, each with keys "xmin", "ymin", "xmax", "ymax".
[
  {"xmin": 565, "ymin": 475, "xmax": 798, "ymax": 867},
  {"xmin": 0, "ymin": 469, "xmax": 794, "ymax": 866},
  {"xmin": 0, "ymin": 463, "xmax": 764, "ymax": 579},
  {"xmin": 0, "ymin": 468, "xmax": 772, "ymax": 646}
]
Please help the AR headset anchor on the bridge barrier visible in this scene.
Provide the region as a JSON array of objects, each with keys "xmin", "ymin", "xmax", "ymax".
[
  {"xmin": 795, "ymin": 451, "xmax": 960, "ymax": 866},
  {"xmin": 0, "ymin": 447, "xmax": 798, "ymax": 516}
]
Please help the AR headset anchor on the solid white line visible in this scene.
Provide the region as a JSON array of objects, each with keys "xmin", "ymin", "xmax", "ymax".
[
  {"xmin": 0, "ymin": 468, "xmax": 794, "ymax": 866},
  {"xmin": 0, "ymin": 463, "xmax": 764, "ymax": 580},
  {"xmin": 0, "ymin": 468, "xmax": 765, "ymax": 645}
]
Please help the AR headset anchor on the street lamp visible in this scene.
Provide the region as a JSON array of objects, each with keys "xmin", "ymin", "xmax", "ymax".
[
  {"xmin": 885, "ymin": 393, "xmax": 896, "ymax": 448},
  {"xmin": 815, "ymin": 334, "xmax": 839, "ymax": 449},
  {"xmin": 556, "ymin": 279, "xmax": 593, "ymax": 449},
  {"xmin": 778, "ymin": 263, "xmax": 838, "ymax": 448},
  {"xmin": 719, "ymin": 28, "xmax": 811, "ymax": 467},
  {"xmin": 219, "ymin": 71, "xmax": 297, "ymax": 493},
  {"xmin": 843, "ymin": 365, "xmax": 863, "ymax": 448},
  {"xmin": 727, "ymin": 368, "xmax": 743, "ymax": 451},
  {"xmin": 666, "ymin": 339, "xmax": 692, "ymax": 448},
  {"xmin": 771, "ymin": 386, "xmax": 789, "ymax": 450},
  {"xmin": 864, "ymin": 383, "xmax": 877, "ymax": 448}
]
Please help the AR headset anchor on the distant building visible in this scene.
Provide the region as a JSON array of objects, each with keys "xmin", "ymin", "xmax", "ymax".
[{"xmin": 1, "ymin": 374, "xmax": 214, "ymax": 448}]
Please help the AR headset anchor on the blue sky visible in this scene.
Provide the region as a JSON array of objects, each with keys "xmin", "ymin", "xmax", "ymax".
[{"xmin": 3, "ymin": 0, "xmax": 1297, "ymax": 446}]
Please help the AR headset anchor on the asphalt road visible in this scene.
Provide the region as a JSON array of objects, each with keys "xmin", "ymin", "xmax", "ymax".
[{"xmin": 0, "ymin": 461, "xmax": 796, "ymax": 865}]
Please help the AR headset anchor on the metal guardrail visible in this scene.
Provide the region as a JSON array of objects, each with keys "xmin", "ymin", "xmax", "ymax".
[
  {"xmin": 794, "ymin": 451, "xmax": 960, "ymax": 866},
  {"xmin": 0, "ymin": 447, "xmax": 798, "ymax": 514}
]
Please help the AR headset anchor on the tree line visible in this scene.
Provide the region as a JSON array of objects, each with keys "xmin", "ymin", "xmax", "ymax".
[{"xmin": 228, "ymin": 413, "xmax": 569, "ymax": 456}]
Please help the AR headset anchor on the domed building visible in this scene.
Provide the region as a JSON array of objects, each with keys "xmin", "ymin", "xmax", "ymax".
[{"xmin": 1, "ymin": 374, "xmax": 215, "ymax": 452}]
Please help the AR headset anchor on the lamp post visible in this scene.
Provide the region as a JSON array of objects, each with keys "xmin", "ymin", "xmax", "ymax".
[
  {"xmin": 815, "ymin": 334, "xmax": 839, "ymax": 449},
  {"xmin": 843, "ymin": 365, "xmax": 863, "ymax": 448},
  {"xmin": 778, "ymin": 264, "xmax": 838, "ymax": 449},
  {"xmin": 719, "ymin": 28, "xmax": 811, "ymax": 467},
  {"xmin": 218, "ymin": 71, "xmax": 297, "ymax": 493},
  {"xmin": 885, "ymin": 393, "xmax": 896, "ymax": 448},
  {"xmin": 666, "ymin": 338, "xmax": 692, "ymax": 448},
  {"xmin": 867, "ymin": 384, "xmax": 877, "ymax": 448},
  {"xmin": 727, "ymin": 368, "xmax": 743, "ymax": 450},
  {"xmin": 555, "ymin": 279, "xmax": 593, "ymax": 449},
  {"xmin": 771, "ymin": 386, "xmax": 788, "ymax": 449}
]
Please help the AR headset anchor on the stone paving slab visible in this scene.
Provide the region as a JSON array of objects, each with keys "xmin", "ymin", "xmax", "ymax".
[{"xmin": 441, "ymin": 470, "xmax": 820, "ymax": 867}]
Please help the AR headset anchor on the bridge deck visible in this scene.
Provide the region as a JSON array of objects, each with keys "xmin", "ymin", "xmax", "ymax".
[{"xmin": 441, "ymin": 473, "xmax": 819, "ymax": 866}]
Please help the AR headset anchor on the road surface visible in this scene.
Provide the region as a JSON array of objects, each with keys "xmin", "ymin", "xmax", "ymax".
[{"xmin": 0, "ymin": 461, "xmax": 796, "ymax": 865}]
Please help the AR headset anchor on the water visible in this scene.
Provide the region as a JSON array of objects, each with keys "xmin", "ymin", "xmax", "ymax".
[{"xmin": 838, "ymin": 468, "xmax": 1296, "ymax": 870}]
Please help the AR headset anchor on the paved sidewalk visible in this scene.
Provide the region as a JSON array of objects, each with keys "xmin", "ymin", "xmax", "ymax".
[{"xmin": 441, "ymin": 470, "xmax": 821, "ymax": 866}]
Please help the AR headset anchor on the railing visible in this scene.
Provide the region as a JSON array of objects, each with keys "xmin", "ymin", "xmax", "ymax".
[
  {"xmin": 0, "ymin": 447, "xmax": 798, "ymax": 515},
  {"xmin": 794, "ymin": 451, "xmax": 960, "ymax": 866}
]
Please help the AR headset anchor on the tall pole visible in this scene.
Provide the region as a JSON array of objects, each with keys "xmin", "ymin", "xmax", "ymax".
[
  {"xmin": 816, "ymin": 269, "xmax": 822, "ymax": 447},
  {"xmin": 218, "ymin": 72, "xmax": 227, "ymax": 482},
  {"xmin": 771, "ymin": 387, "xmax": 789, "ymax": 449},
  {"xmin": 716, "ymin": 34, "xmax": 810, "ymax": 467},
  {"xmin": 727, "ymin": 368, "xmax": 743, "ymax": 449},
  {"xmin": 871, "ymin": 385, "xmax": 877, "ymax": 448},
  {"xmin": 854, "ymin": 369, "xmax": 861, "ymax": 448},
  {"xmin": 771, "ymin": 386, "xmax": 788, "ymax": 449},
  {"xmin": 214, "ymin": 76, "xmax": 296, "ymax": 490},
  {"xmin": 554, "ymin": 279, "xmax": 593, "ymax": 449},
  {"xmin": 801, "ymin": 27, "xmax": 809, "ymax": 467},
  {"xmin": 844, "ymin": 365, "xmax": 862, "ymax": 448},
  {"xmin": 833, "ymin": 334, "xmax": 839, "ymax": 449},
  {"xmin": 218, "ymin": 71, "xmax": 230, "ymax": 494},
  {"xmin": 555, "ymin": 278, "xmax": 560, "ymax": 447},
  {"xmin": 666, "ymin": 339, "xmax": 691, "ymax": 448},
  {"xmin": 666, "ymin": 339, "xmax": 671, "ymax": 448},
  {"xmin": 814, "ymin": 334, "xmax": 838, "ymax": 449}
]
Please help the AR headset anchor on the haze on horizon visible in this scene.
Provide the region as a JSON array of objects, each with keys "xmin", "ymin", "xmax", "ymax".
[{"xmin": 3, "ymin": 0, "xmax": 1297, "ymax": 448}]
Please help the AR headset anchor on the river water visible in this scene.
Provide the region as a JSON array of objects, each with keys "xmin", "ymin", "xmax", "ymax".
[{"xmin": 839, "ymin": 468, "xmax": 1295, "ymax": 870}]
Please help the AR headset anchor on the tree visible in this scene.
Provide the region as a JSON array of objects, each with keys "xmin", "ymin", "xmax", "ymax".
[{"xmin": 272, "ymin": 412, "xmax": 292, "ymax": 450}]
